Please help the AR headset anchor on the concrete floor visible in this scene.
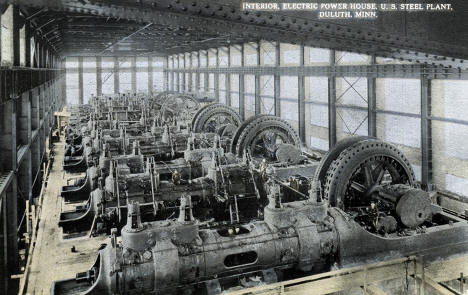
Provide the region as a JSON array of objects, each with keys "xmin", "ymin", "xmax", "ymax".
[{"xmin": 25, "ymin": 139, "xmax": 107, "ymax": 295}]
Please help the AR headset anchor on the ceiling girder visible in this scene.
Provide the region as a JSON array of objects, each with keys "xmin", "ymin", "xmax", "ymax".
[{"xmin": 5, "ymin": 0, "xmax": 468, "ymax": 69}]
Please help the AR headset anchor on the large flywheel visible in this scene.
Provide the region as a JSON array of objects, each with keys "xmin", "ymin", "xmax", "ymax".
[
  {"xmin": 191, "ymin": 103, "xmax": 242, "ymax": 134},
  {"xmin": 312, "ymin": 136, "xmax": 376, "ymax": 195},
  {"xmin": 230, "ymin": 115, "xmax": 267, "ymax": 154},
  {"xmin": 323, "ymin": 139, "xmax": 415, "ymax": 209},
  {"xmin": 160, "ymin": 94, "xmax": 200, "ymax": 123},
  {"xmin": 151, "ymin": 91, "xmax": 170, "ymax": 109},
  {"xmin": 230, "ymin": 115, "xmax": 301, "ymax": 159}
]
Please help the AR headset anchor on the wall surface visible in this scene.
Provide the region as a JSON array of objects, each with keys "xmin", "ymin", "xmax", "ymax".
[{"xmin": 0, "ymin": 4, "xmax": 63, "ymax": 293}]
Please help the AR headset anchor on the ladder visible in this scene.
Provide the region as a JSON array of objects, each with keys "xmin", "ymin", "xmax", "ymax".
[
  {"xmin": 229, "ymin": 195, "xmax": 240, "ymax": 224},
  {"xmin": 148, "ymin": 157, "xmax": 158, "ymax": 216}
]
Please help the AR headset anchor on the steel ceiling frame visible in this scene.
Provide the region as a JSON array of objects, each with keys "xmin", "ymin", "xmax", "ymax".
[{"xmin": 5, "ymin": 0, "xmax": 468, "ymax": 69}]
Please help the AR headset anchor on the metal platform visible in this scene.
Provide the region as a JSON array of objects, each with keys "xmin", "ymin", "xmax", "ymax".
[{"xmin": 225, "ymin": 255, "xmax": 468, "ymax": 295}]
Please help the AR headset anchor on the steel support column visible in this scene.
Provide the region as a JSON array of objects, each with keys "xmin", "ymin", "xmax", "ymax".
[
  {"xmin": 179, "ymin": 55, "xmax": 182, "ymax": 92},
  {"xmin": 166, "ymin": 56, "xmax": 170, "ymax": 91},
  {"xmin": 62, "ymin": 66, "xmax": 67, "ymax": 105},
  {"xmin": 5, "ymin": 177, "xmax": 17, "ymax": 295},
  {"xmin": 96, "ymin": 56, "xmax": 102, "ymax": 96},
  {"xmin": 1, "ymin": 192, "xmax": 7, "ymax": 295},
  {"xmin": 179, "ymin": 55, "xmax": 183, "ymax": 92},
  {"xmin": 170, "ymin": 56, "xmax": 174, "ymax": 91},
  {"xmin": 12, "ymin": 6, "xmax": 20, "ymax": 66},
  {"xmin": 131, "ymin": 56, "xmax": 136, "ymax": 93},
  {"xmin": 25, "ymin": 22, "xmax": 31, "ymax": 67},
  {"xmin": 421, "ymin": 74, "xmax": 433, "ymax": 190},
  {"xmin": 0, "ymin": 11, "xmax": 2, "ymax": 63},
  {"xmin": 175, "ymin": 55, "xmax": 180, "ymax": 92},
  {"xmin": 188, "ymin": 53, "xmax": 193, "ymax": 91},
  {"xmin": 41, "ymin": 43, "xmax": 46, "ymax": 68},
  {"xmin": 239, "ymin": 45, "xmax": 245, "ymax": 120},
  {"xmin": 18, "ymin": 91, "xmax": 32, "ymax": 202},
  {"xmin": 163, "ymin": 56, "xmax": 168, "ymax": 92},
  {"xmin": 48, "ymin": 51, "xmax": 51, "ymax": 68},
  {"xmin": 214, "ymin": 48, "xmax": 219, "ymax": 101},
  {"xmin": 148, "ymin": 56, "xmax": 153, "ymax": 95},
  {"xmin": 78, "ymin": 56, "xmax": 83, "ymax": 104},
  {"xmin": 298, "ymin": 43, "xmax": 306, "ymax": 143},
  {"xmin": 328, "ymin": 50, "xmax": 337, "ymax": 148},
  {"xmin": 37, "ymin": 43, "xmax": 42, "ymax": 68},
  {"xmin": 181, "ymin": 54, "xmax": 186, "ymax": 92},
  {"xmin": 185, "ymin": 54, "xmax": 189, "ymax": 91},
  {"xmin": 196, "ymin": 51, "xmax": 200, "ymax": 92},
  {"xmin": 169, "ymin": 56, "xmax": 172, "ymax": 91},
  {"xmin": 178, "ymin": 55, "xmax": 181, "ymax": 92},
  {"xmin": 0, "ymin": 100, "xmax": 18, "ymax": 294},
  {"xmin": 42, "ymin": 44, "xmax": 47, "ymax": 68},
  {"xmin": 255, "ymin": 42, "xmax": 261, "ymax": 115},
  {"xmin": 274, "ymin": 41, "xmax": 281, "ymax": 117},
  {"xmin": 368, "ymin": 55, "xmax": 377, "ymax": 137},
  {"xmin": 113, "ymin": 56, "xmax": 119, "ymax": 94},
  {"xmin": 204, "ymin": 51, "xmax": 209, "ymax": 92},
  {"xmin": 225, "ymin": 46, "xmax": 231, "ymax": 106}
]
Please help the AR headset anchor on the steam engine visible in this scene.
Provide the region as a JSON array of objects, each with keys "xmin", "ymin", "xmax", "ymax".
[{"xmin": 52, "ymin": 136, "xmax": 468, "ymax": 294}]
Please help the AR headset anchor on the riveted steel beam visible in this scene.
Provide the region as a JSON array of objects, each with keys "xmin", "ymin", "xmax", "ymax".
[
  {"xmin": 148, "ymin": 56, "xmax": 153, "ymax": 94},
  {"xmin": 421, "ymin": 74, "xmax": 433, "ymax": 190},
  {"xmin": 169, "ymin": 56, "xmax": 174, "ymax": 91},
  {"xmin": 131, "ymin": 56, "xmax": 136, "ymax": 93},
  {"xmin": 170, "ymin": 64, "xmax": 468, "ymax": 80},
  {"xmin": 274, "ymin": 41, "xmax": 281, "ymax": 117},
  {"xmin": 239, "ymin": 44, "xmax": 245, "ymax": 120},
  {"xmin": 175, "ymin": 56, "xmax": 180, "ymax": 92},
  {"xmin": 203, "ymin": 51, "xmax": 209, "ymax": 92},
  {"xmin": 78, "ymin": 56, "xmax": 83, "ymax": 104},
  {"xmin": 255, "ymin": 42, "xmax": 261, "ymax": 115},
  {"xmin": 214, "ymin": 48, "xmax": 219, "ymax": 101},
  {"xmin": 96, "ymin": 56, "xmax": 102, "ymax": 96},
  {"xmin": 368, "ymin": 55, "xmax": 377, "ymax": 137},
  {"xmin": 187, "ymin": 53, "xmax": 192, "ymax": 91},
  {"xmin": 298, "ymin": 43, "xmax": 306, "ymax": 143},
  {"xmin": 8, "ymin": 0, "xmax": 468, "ymax": 68},
  {"xmin": 25, "ymin": 21, "xmax": 31, "ymax": 67},
  {"xmin": 181, "ymin": 54, "xmax": 186, "ymax": 92},
  {"xmin": 328, "ymin": 50, "xmax": 337, "ymax": 148},
  {"xmin": 225, "ymin": 46, "xmax": 231, "ymax": 106},
  {"xmin": 113, "ymin": 56, "xmax": 119, "ymax": 94},
  {"xmin": 195, "ymin": 51, "xmax": 200, "ymax": 92},
  {"xmin": 12, "ymin": 6, "xmax": 21, "ymax": 66}
]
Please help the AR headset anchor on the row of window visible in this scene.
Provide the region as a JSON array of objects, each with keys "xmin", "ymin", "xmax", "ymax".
[
  {"xmin": 1, "ymin": 6, "xmax": 37, "ymax": 67},
  {"xmin": 167, "ymin": 46, "xmax": 378, "ymax": 68},
  {"xmin": 65, "ymin": 71, "xmax": 164, "ymax": 105},
  {"xmin": 65, "ymin": 56, "xmax": 165, "ymax": 69},
  {"xmin": 170, "ymin": 70, "xmax": 468, "ymax": 197}
]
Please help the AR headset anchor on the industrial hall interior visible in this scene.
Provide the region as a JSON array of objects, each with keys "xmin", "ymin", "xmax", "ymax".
[{"xmin": 1, "ymin": 0, "xmax": 468, "ymax": 294}]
